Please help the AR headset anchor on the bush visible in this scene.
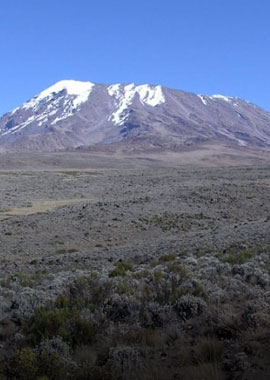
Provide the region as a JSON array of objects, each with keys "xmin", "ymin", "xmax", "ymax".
[
  {"xmin": 158, "ymin": 254, "xmax": 176, "ymax": 262},
  {"xmin": 173, "ymin": 295, "xmax": 207, "ymax": 320},
  {"xmin": 222, "ymin": 249, "xmax": 255, "ymax": 265},
  {"xmin": 5, "ymin": 347, "xmax": 38, "ymax": 380},
  {"xmin": 25, "ymin": 308, "xmax": 70, "ymax": 344},
  {"xmin": 104, "ymin": 294, "xmax": 139, "ymax": 323},
  {"xmin": 109, "ymin": 262, "xmax": 133, "ymax": 277},
  {"xmin": 36, "ymin": 350, "xmax": 66, "ymax": 380},
  {"xmin": 24, "ymin": 306, "xmax": 97, "ymax": 347}
]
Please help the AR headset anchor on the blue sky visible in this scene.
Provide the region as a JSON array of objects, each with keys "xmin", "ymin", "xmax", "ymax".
[{"xmin": 1, "ymin": 0, "xmax": 270, "ymax": 114}]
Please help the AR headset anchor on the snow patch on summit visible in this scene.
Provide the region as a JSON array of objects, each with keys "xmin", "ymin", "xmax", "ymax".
[
  {"xmin": 2, "ymin": 81, "xmax": 95, "ymax": 136},
  {"xmin": 108, "ymin": 84, "xmax": 165, "ymax": 125},
  {"xmin": 23, "ymin": 80, "xmax": 95, "ymax": 111},
  {"xmin": 198, "ymin": 95, "xmax": 208, "ymax": 105},
  {"xmin": 210, "ymin": 94, "xmax": 233, "ymax": 103}
]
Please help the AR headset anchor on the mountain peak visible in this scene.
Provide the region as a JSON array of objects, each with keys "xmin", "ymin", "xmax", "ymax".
[
  {"xmin": 43, "ymin": 79, "xmax": 95, "ymax": 96},
  {"xmin": 22, "ymin": 80, "xmax": 95, "ymax": 111}
]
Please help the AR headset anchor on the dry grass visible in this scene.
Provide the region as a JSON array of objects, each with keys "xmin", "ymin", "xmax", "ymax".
[
  {"xmin": 0, "ymin": 198, "xmax": 91, "ymax": 219},
  {"xmin": 182, "ymin": 362, "xmax": 226, "ymax": 380}
]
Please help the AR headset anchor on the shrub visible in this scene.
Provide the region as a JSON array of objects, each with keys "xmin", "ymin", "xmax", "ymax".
[
  {"xmin": 5, "ymin": 347, "xmax": 38, "ymax": 380},
  {"xmin": 70, "ymin": 317, "xmax": 97, "ymax": 346},
  {"xmin": 37, "ymin": 336, "xmax": 71, "ymax": 360},
  {"xmin": 36, "ymin": 350, "xmax": 66, "ymax": 380},
  {"xmin": 68, "ymin": 275, "xmax": 112, "ymax": 310},
  {"xmin": 25, "ymin": 308, "xmax": 70, "ymax": 344},
  {"xmin": 104, "ymin": 294, "xmax": 139, "ymax": 323},
  {"xmin": 167, "ymin": 262, "xmax": 188, "ymax": 276},
  {"xmin": 173, "ymin": 295, "xmax": 207, "ymax": 320},
  {"xmin": 108, "ymin": 345, "xmax": 140, "ymax": 373},
  {"xmin": 109, "ymin": 262, "xmax": 133, "ymax": 278},
  {"xmin": 222, "ymin": 249, "xmax": 255, "ymax": 265},
  {"xmin": 141, "ymin": 302, "xmax": 173, "ymax": 328},
  {"xmin": 158, "ymin": 254, "xmax": 176, "ymax": 262}
]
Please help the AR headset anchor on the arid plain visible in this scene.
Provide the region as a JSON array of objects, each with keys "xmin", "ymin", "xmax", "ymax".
[{"xmin": 1, "ymin": 150, "xmax": 270, "ymax": 379}]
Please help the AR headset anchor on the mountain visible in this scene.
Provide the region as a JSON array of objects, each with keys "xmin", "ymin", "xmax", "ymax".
[{"xmin": 0, "ymin": 80, "xmax": 270, "ymax": 152}]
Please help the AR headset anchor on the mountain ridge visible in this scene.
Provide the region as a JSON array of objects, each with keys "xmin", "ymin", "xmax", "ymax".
[{"xmin": 0, "ymin": 80, "xmax": 270, "ymax": 153}]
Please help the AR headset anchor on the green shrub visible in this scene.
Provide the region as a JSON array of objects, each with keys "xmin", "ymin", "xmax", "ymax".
[
  {"xmin": 24, "ymin": 308, "xmax": 70, "ymax": 344},
  {"xmin": 192, "ymin": 281, "xmax": 207, "ymax": 299},
  {"xmin": 109, "ymin": 262, "xmax": 133, "ymax": 277},
  {"xmin": 167, "ymin": 262, "xmax": 188, "ymax": 277},
  {"xmin": 69, "ymin": 275, "xmax": 112, "ymax": 310},
  {"xmin": 222, "ymin": 249, "xmax": 254, "ymax": 265},
  {"xmin": 71, "ymin": 318, "xmax": 97, "ymax": 346},
  {"xmin": 6, "ymin": 347, "xmax": 38, "ymax": 380},
  {"xmin": 158, "ymin": 254, "xmax": 176, "ymax": 262},
  {"xmin": 24, "ymin": 305, "xmax": 97, "ymax": 348},
  {"xmin": 37, "ymin": 351, "xmax": 66, "ymax": 380},
  {"xmin": 153, "ymin": 269, "xmax": 163, "ymax": 281}
]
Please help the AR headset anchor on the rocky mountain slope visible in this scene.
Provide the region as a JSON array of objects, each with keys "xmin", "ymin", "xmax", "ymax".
[{"xmin": 0, "ymin": 80, "xmax": 270, "ymax": 152}]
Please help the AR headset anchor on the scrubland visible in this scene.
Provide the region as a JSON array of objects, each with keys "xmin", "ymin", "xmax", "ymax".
[{"xmin": 0, "ymin": 155, "xmax": 270, "ymax": 379}]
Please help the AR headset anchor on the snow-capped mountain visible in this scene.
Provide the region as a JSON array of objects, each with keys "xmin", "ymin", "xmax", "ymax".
[{"xmin": 0, "ymin": 80, "xmax": 270, "ymax": 152}]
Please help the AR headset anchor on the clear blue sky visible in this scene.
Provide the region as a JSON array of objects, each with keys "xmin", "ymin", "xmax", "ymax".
[{"xmin": 1, "ymin": 0, "xmax": 270, "ymax": 114}]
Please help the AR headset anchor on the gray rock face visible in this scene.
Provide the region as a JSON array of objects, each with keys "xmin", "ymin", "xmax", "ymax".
[{"xmin": 0, "ymin": 80, "xmax": 270, "ymax": 152}]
